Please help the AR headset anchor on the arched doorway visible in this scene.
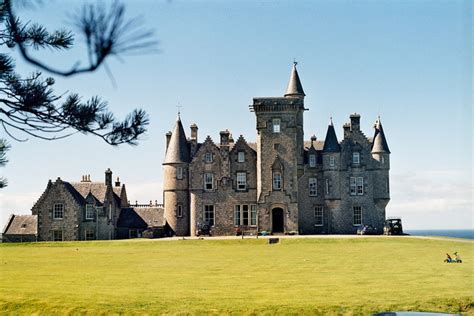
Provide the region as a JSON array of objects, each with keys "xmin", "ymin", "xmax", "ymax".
[{"xmin": 272, "ymin": 208, "xmax": 284, "ymax": 233}]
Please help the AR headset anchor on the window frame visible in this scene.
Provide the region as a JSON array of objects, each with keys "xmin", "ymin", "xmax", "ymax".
[
  {"xmin": 177, "ymin": 204, "xmax": 183, "ymax": 218},
  {"xmin": 350, "ymin": 177, "xmax": 357, "ymax": 196},
  {"xmin": 204, "ymin": 205, "xmax": 215, "ymax": 226},
  {"xmin": 357, "ymin": 177, "xmax": 364, "ymax": 195},
  {"xmin": 176, "ymin": 166, "xmax": 183, "ymax": 180},
  {"xmin": 353, "ymin": 206, "xmax": 362, "ymax": 226},
  {"xmin": 272, "ymin": 118, "xmax": 281, "ymax": 133},
  {"xmin": 329, "ymin": 156, "xmax": 335, "ymax": 167},
  {"xmin": 205, "ymin": 152, "xmax": 213, "ymax": 163},
  {"xmin": 309, "ymin": 177, "xmax": 317, "ymax": 197},
  {"xmin": 85, "ymin": 204, "xmax": 94, "ymax": 220},
  {"xmin": 204, "ymin": 173, "xmax": 214, "ymax": 191},
  {"xmin": 52, "ymin": 230, "xmax": 63, "ymax": 241},
  {"xmin": 236, "ymin": 172, "xmax": 247, "ymax": 191},
  {"xmin": 53, "ymin": 203, "xmax": 64, "ymax": 220},
  {"xmin": 352, "ymin": 152, "xmax": 360, "ymax": 165},
  {"xmin": 85, "ymin": 230, "xmax": 94, "ymax": 241},
  {"xmin": 309, "ymin": 154, "xmax": 316, "ymax": 167},
  {"xmin": 237, "ymin": 151, "xmax": 245, "ymax": 163},
  {"xmin": 314, "ymin": 206, "xmax": 323, "ymax": 226},
  {"xmin": 234, "ymin": 204, "xmax": 257, "ymax": 227},
  {"xmin": 272, "ymin": 171, "xmax": 282, "ymax": 191},
  {"xmin": 325, "ymin": 178, "xmax": 330, "ymax": 195}
]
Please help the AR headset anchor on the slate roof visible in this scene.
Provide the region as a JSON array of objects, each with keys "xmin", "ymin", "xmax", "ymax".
[
  {"xmin": 284, "ymin": 63, "xmax": 305, "ymax": 97},
  {"xmin": 322, "ymin": 122, "xmax": 341, "ymax": 152},
  {"xmin": 3, "ymin": 215, "xmax": 37, "ymax": 235},
  {"xmin": 372, "ymin": 118, "xmax": 390, "ymax": 153},
  {"xmin": 164, "ymin": 116, "xmax": 191, "ymax": 164},
  {"xmin": 70, "ymin": 182, "xmax": 111, "ymax": 203},
  {"xmin": 117, "ymin": 207, "xmax": 165, "ymax": 228}
]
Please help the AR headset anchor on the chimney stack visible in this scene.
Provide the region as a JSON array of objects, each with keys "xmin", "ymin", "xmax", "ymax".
[
  {"xmin": 190, "ymin": 123, "xmax": 198, "ymax": 141},
  {"xmin": 115, "ymin": 177, "xmax": 121, "ymax": 187},
  {"xmin": 165, "ymin": 131, "xmax": 172, "ymax": 152},
  {"xmin": 350, "ymin": 113, "xmax": 361, "ymax": 131},
  {"xmin": 105, "ymin": 168, "xmax": 112, "ymax": 186}
]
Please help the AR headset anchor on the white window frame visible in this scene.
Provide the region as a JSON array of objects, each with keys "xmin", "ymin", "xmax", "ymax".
[
  {"xmin": 309, "ymin": 154, "xmax": 316, "ymax": 167},
  {"xmin": 238, "ymin": 151, "xmax": 245, "ymax": 163},
  {"xmin": 357, "ymin": 177, "xmax": 364, "ymax": 195},
  {"xmin": 272, "ymin": 171, "xmax": 282, "ymax": 191},
  {"xmin": 205, "ymin": 152, "xmax": 213, "ymax": 163},
  {"xmin": 236, "ymin": 172, "xmax": 247, "ymax": 191},
  {"xmin": 309, "ymin": 178, "xmax": 317, "ymax": 196},
  {"xmin": 329, "ymin": 156, "xmax": 335, "ymax": 167},
  {"xmin": 350, "ymin": 177, "xmax": 357, "ymax": 196},
  {"xmin": 52, "ymin": 230, "xmax": 63, "ymax": 241},
  {"xmin": 177, "ymin": 166, "xmax": 183, "ymax": 180},
  {"xmin": 53, "ymin": 203, "xmax": 64, "ymax": 220},
  {"xmin": 272, "ymin": 118, "xmax": 281, "ymax": 133},
  {"xmin": 85, "ymin": 204, "xmax": 94, "ymax": 220},
  {"xmin": 204, "ymin": 205, "xmax": 215, "ymax": 226},
  {"xmin": 352, "ymin": 152, "xmax": 360, "ymax": 165},
  {"xmin": 234, "ymin": 204, "xmax": 257, "ymax": 227},
  {"xmin": 204, "ymin": 173, "xmax": 214, "ymax": 191},
  {"xmin": 353, "ymin": 206, "xmax": 362, "ymax": 226},
  {"xmin": 314, "ymin": 206, "xmax": 323, "ymax": 226},
  {"xmin": 177, "ymin": 204, "xmax": 183, "ymax": 218}
]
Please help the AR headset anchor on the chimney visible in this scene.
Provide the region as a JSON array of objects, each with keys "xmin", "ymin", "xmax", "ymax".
[
  {"xmin": 343, "ymin": 123, "xmax": 351, "ymax": 138},
  {"xmin": 220, "ymin": 129, "xmax": 230, "ymax": 147},
  {"xmin": 115, "ymin": 177, "xmax": 121, "ymax": 187},
  {"xmin": 350, "ymin": 113, "xmax": 361, "ymax": 131},
  {"xmin": 190, "ymin": 123, "xmax": 198, "ymax": 141},
  {"xmin": 105, "ymin": 168, "xmax": 112, "ymax": 186},
  {"xmin": 310, "ymin": 135, "xmax": 317, "ymax": 148},
  {"xmin": 165, "ymin": 131, "xmax": 172, "ymax": 151}
]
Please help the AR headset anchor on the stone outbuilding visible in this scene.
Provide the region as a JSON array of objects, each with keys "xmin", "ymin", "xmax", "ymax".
[{"xmin": 2, "ymin": 214, "xmax": 38, "ymax": 242}]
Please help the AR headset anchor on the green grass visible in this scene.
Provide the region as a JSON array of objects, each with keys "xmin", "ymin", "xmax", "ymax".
[{"xmin": 0, "ymin": 237, "xmax": 473, "ymax": 315}]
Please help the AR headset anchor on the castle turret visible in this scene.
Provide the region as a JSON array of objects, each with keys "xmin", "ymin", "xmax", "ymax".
[
  {"xmin": 163, "ymin": 114, "xmax": 190, "ymax": 236},
  {"xmin": 322, "ymin": 118, "xmax": 341, "ymax": 203},
  {"xmin": 371, "ymin": 117, "xmax": 390, "ymax": 204}
]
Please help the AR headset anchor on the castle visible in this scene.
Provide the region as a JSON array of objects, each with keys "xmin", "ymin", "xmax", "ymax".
[{"xmin": 2, "ymin": 63, "xmax": 390, "ymax": 241}]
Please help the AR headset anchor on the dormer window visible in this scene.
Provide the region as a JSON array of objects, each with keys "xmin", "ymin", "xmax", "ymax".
[
  {"xmin": 85, "ymin": 204, "xmax": 94, "ymax": 220},
  {"xmin": 236, "ymin": 172, "xmax": 247, "ymax": 191},
  {"xmin": 272, "ymin": 171, "xmax": 282, "ymax": 191},
  {"xmin": 309, "ymin": 154, "xmax": 316, "ymax": 167},
  {"xmin": 272, "ymin": 118, "xmax": 281, "ymax": 133},
  {"xmin": 204, "ymin": 173, "xmax": 214, "ymax": 190},
  {"xmin": 352, "ymin": 152, "xmax": 360, "ymax": 165},
  {"xmin": 238, "ymin": 151, "xmax": 245, "ymax": 163},
  {"xmin": 205, "ymin": 152, "xmax": 213, "ymax": 163}
]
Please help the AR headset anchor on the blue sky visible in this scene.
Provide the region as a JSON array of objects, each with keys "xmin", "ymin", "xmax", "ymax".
[{"xmin": 1, "ymin": 0, "xmax": 472, "ymax": 229}]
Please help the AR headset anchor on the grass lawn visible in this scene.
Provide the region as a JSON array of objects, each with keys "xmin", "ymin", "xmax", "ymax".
[{"xmin": 0, "ymin": 237, "xmax": 473, "ymax": 315}]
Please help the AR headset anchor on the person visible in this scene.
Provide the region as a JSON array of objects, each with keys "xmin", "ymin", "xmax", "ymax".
[
  {"xmin": 445, "ymin": 253, "xmax": 452, "ymax": 262},
  {"xmin": 454, "ymin": 252, "xmax": 461, "ymax": 262}
]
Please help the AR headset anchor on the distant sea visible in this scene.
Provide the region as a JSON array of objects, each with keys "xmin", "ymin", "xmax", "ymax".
[{"xmin": 405, "ymin": 229, "xmax": 474, "ymax": 240}]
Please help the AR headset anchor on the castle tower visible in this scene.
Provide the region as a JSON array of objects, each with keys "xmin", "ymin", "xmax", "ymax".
[
  {"xmin": 371, "ymin": 117, "xmax": 391, "ymax": 202},
  {"xmin": 251, "ymin": 62, "xmax": 306, "ymax": 233},
  {"xmin": 163, "ymin": 114, "xmax": 191, "ymax": 236}
]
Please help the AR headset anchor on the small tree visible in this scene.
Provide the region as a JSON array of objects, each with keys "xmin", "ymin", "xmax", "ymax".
[{"xmin": 0, "ymin": 0, "xmax": 157, "ymax": 187}]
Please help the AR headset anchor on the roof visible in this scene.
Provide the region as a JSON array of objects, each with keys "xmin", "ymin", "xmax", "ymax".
[
  {"xmin": 372, "ymin": 118, "xmax": 390, "ymax": 153},
  {"xmin": 71, "ymin": 182, "xmax": 111, "ymax": 203},
  {"xmin": 304, "ymin": 140, "xmax": 325, "ymax": 151},
  {"xmin": 284, "ymin": 63, "xmax": 305, "ymax": 97},
  {"xmin": 117, "ymin": 207, "xmax": 165, "ymax": 228},
  {"xmin": 164, "ymin": 116, "xmax": 190, "ymax": 164},
  {"xmin": 322, "ymin": 122, "xmax": 341, "ymax": 152},
  {"xmin": 3, "ymin": 215, "xmax": 37, "ymax": 235}
]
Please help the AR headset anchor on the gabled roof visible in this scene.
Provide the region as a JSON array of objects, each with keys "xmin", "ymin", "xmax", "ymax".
[
  {"xmin": 3, "ymin": 215, "xmax": 37, "ymax": 235},
  {"xmin": 117, "ymin": 207, "xmax": 165, "ymax": 228},
  {"xmin": 284, "ymin": 62, "xmax": 305, "ymax": 97},
  {"xmin": 323, "ymin": 119, "xmax": 341, "ymax": 152},
  {"xmin": 71, "ymin": 182, "xmax": 112, "ymax": 204},
  {"xmin": 372, "ymin": 118, "xmax": 390, "ymax": 153},
  {"xmin": 164, "ymin": 116, "xmax": 190, "ymax": 164}
]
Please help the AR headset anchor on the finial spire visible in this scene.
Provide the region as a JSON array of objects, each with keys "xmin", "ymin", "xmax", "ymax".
[
  {"xmin": 329, "ymin": 116, "xmax": 333, "ymax": 126},
  {"xmin": 284, "ymin": 61, "xmax": 305, "ymax": 98}
]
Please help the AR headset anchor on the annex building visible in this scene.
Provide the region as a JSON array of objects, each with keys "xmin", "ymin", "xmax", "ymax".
[{"xmin": 2, "ymin": 63, "xmax": 391, "ymax": 241}]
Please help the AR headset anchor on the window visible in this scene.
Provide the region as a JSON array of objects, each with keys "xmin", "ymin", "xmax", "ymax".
[
  {"xmin": 205, "ymin": 152, "xmax": 213, "ymax": 163},
  {"xmin": 85, "ymin": 204, "xmax": 94, "ymax": 220},
  {"xmin": 272, "ymin": 171, "xmax": 282, "ymax": 191},
  {"xmin": 329, "ymin": 156, "xmax": 335, "ymax": 167},
  {"xmin": 381, "ymin": 156, "xmax": 385, "ymax": 164},
  {"xmin": 238, "ymin": 151, "xmax": 245, "ymax": 163},
  {"xmin": 357, "ymin": 177, "xmax": 364, "ymax": 195},
  {"xmin": 52, "ymin": 230, "xmax": 63, "ymax": 241},
  {"xmin": 109, "ymin": 204, "xmax": 112, "ymax": 220},
  {"xmin": 314, "ymin": 206, "xmax": 323, "ymax": 226},
  {"xmin": 309, "ymin": 178, "xmax": 317, "ymax": 196},
  {"xmin": 386, "ymin": 177, "xmax": 390, "ymax": 193},
  {"xmin": 272, "ymin": 118, "xmax": 281, "ymax": 133},
  {"xmin": 325, "ymin": 178, "xmax": 330, "ymax": 195},
  {"xmin": 237, "ymin": 172, "xmax": 247, "ymax": 190},
  {"xmin": 352, "ymin": 152, "xmax": 360, "ymax": 164},
  {"xmin": 350, "ymin": 177, "xmax": 356, "ymax": 195},
  {"xmin": 309, "ymin": 154, "xmax": 316, "ymax": 167},
  {"xmin": 204, "ymin": 205, "xmax": 215, "ymax": 226},
  {"xmin": 177, "ymin": 204, "xmax": 183, "ymax": 218},
  {"xmin": 53, "ymin": 203, "xmax": 64, "ymax": 220},
  {"xmin": 177, "ymin": 167, "xmax": 183, "ymax": 180},
  {"xmin": 204, "ymin": 173, "xmax": 214, "ymax": 190},
  {"xmin": 85, "ymin": 230, "xmax": 94, "ymax": 241},
  {"xmin": 234, "ymin": 205, "xmax": 257, "ymax": 226},
  {"xmin": 353, "ymin": 206, "xmax": 362, "ymax": 226}
]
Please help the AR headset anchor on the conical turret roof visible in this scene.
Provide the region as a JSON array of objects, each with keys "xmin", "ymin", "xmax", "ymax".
[
  {"xmin": 164, "ymin": 115, "xmax": 190, "ymax": 164},
  {"xmin": 284, "ymin": 62, "xmax": 305, "ymax": 97},
  {"xmin": 371, "ymin": 117, "xmax": 390, "ymax": 154},
  {"xmin": 323, "ymin": 118, "xmax": 340, "ymax": 152}
]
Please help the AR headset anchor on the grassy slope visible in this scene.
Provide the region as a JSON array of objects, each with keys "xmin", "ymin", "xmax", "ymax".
[{"xmin": 0, "ymin": 237, "xmax": 473, "ymax": 315}]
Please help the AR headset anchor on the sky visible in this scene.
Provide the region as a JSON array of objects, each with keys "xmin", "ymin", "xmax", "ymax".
[{"xmin": 0, "ymin": 0, "xmax": 472, "ymax": 230}]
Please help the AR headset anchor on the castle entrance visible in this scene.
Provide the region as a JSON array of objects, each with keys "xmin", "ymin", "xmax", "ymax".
[{"xmin": 272, "ymin": 208, "xmax": 284, "ymax": 233}]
